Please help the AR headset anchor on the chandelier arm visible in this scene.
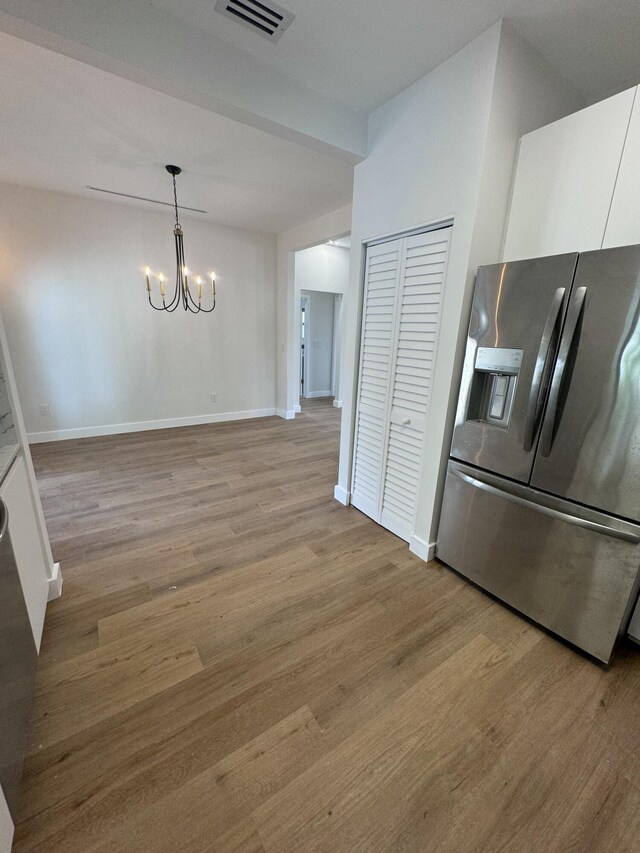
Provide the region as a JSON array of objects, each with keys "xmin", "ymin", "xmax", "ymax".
[
  {"xmin": 148, "ymin": 294, "xmax": 170, "ymax": 311},
  {"xmin": 164, "ymin": 267, "xmax": 181, "ymax": 310},
  {"xmin": 175, "ymin": 230, "xmax": 188, "ymax": 311},
  {"xmin": 187, "ymin": 282, "xmax": 216, "ymax": 312},
  {"xmin": 194, "ymin": 298, "xmax": 217, "ymax": 313},
  {"xmin": 185, "ymin": 285, "xmax": 204, "ymax": 311},
  {"xmin": 176, "ymin": 232, "xmax": 191, "ymax": 312},
  {"xmin": 165, "ymin": 289, "xmax": 181, "ymax": 311}
]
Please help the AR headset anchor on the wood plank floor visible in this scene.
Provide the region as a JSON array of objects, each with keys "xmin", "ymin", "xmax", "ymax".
[{"xmin": 14, "ymin": 397, "xmax": 640, "ymax": 852}]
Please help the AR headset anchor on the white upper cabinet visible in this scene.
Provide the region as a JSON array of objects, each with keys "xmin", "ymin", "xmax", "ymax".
[
  {"xmin": 603, "ymin": 91, "xmax": 640, "ymax": 249},
  {"xmin": 503, "ymin": 87, "xmax": 637, "ymax": 261}
]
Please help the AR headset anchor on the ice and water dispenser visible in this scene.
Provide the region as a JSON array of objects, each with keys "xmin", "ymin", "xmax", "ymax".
[{"xmin": 466, "ymin": 347, "xmax": 523, "ymax": 429}]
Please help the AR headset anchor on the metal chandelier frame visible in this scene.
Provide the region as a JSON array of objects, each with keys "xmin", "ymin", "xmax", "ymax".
[{"xmin": 145, "ymin": 165, "xmax": 216, "ymax": 314}]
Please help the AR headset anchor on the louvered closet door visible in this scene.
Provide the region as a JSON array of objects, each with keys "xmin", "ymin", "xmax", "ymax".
[
  {"xmin": 380, "ymin": 228, "xmax": 451, "ymax": 541},
  {"xmin": 350, "ymin": 239, "xmax": 403, "ymax": 520}
]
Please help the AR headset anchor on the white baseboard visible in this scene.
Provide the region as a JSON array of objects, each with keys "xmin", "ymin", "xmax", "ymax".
[
  {"xmin": 276, "ymin": 408, "xmax": 296, "ymax": 420},
  {"xmin": 305, "ymin": 391, "xmax": 333, "ymax": 399},
  {"xmin": 28, "ymin": 408, "xmax": 277, "ymax": 443},
  {"xmin": 293, "ymin": 404, "xmax": 302, "ymax": 413},
  {"xmin": 332, "ymin": 400, "xmax": 343, "ymax": 408},
  {"xmin": 409, "ymin": 534, "xmax": 436, "ymax": 563},
  {"xmin": 334, "ymin": 484, "xmax": 350, "ymax": 506},
  {"xmin": 47, "ymin": 562, "xmax": 63, "ymax": 600}
]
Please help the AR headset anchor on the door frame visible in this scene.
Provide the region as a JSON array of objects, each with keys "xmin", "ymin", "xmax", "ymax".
[
  {"xmin": 299, "ymin": 294, "xmax": 310, "ymax": 400},
  {"xmin": 331, "ymin": 293, "xmax": 342, "ymax": 399}
]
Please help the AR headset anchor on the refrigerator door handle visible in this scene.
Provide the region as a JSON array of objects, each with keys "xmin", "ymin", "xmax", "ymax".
[
  {"xmin": 452, "ymin": 465, "xmax": 640, "ymax": 543},
  {"xmin": 538, "ymin": 286, "xmax": 587, "ymax": 457},
  {"xmin": 523, "ymin": 287, "xmax": 566, "ymax": 451}
]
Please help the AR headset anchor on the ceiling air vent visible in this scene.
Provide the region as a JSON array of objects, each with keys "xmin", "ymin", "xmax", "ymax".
[{"xmin": 215, "ymin": 0, "xmax": 294, "ymax": 42}]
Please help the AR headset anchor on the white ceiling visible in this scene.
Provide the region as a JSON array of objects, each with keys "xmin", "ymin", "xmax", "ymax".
[
  {"xmin": 151, "ymin": 0, "xmax": 640, "ymax": 110},
  {"xmin": 1, "ymin": 0, "xmax": 638, "ymax": 234},
  {"xmin": 0, "ymin": 32, "xmax": 353, "ymax": 233}
]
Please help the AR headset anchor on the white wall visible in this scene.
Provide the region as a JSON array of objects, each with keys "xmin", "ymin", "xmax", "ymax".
[
  {"xmin": 335, "ymin": 24, "xmax": 503, "ymax": 529},
  {"xmin": 295, "ymin": 244, "xmax": 350, "ymax": 294},
  {"xmin": 0, "ymin": 183, "xmax": 277, "ymax": 440},
  {"xmin": 276, "ymin": 204, "xmax": 351, "ymax": 418},
  {"xmin": 335, "ymin": 21, "xmax": 582, "ymax": 556},
  {"xmin": 301, "ymin": 290, "xmax": 335, "ymax": 397},
  {"xmin": 469, "ymin": 23, "xmax": 583, "ymax": 272}
]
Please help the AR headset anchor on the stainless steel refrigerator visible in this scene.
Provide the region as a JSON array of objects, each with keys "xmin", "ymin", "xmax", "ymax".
[{"xmin": 437, "ymin": 244, "xmax": 640, "ymax": 663}]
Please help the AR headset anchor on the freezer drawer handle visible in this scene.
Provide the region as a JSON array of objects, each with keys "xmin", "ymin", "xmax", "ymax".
[
  {"xmin": 523, "ymin": 287, "xmax": 566, "ymax": 452},
  {"xmin": 452, "ymin": 466, "xmax": 640, "ymax": 543},
  {"xmin": 539, "ymin": 286, "xmax": 587, "ymax": 458}
]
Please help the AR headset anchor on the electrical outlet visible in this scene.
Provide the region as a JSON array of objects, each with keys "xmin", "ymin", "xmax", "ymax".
[
  {"xmin": 39, "ymin": 404, "xmax": 50, "ymax": 416},
  {"xmin": 210, "ymin": 393, "xmax": 217, "ymax": 403}
]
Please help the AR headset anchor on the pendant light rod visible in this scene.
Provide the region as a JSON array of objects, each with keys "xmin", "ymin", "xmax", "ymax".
[{"xmin": 166, "ymin": 164, "xmax": 182, "ymax": 231}]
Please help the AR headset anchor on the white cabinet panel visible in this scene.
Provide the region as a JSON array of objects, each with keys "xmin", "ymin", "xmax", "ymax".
[
  {"xmin": 603, "ymin": 88, "xmax": 640, "ymax": 249},
  {"xmin": 0, "ymin": 455, "xmax": 49, "ymax": 647},
  {"xmin": 504, "ymin": 87, "xmax": 636, "ymax": 261}
]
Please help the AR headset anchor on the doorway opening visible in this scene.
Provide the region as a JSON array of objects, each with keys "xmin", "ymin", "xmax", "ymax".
[
  {"xmin": 299, "ymin": 291, "xmax": 343, "ymax": 403},
  {"xmin": 293, "ymin": 236, "xmax": 350, "ymax": 412}
]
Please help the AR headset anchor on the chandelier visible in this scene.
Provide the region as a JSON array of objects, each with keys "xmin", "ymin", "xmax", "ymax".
[{"xmin": 144, "ymin": 165, "xmax": 216, "ymax": 313}]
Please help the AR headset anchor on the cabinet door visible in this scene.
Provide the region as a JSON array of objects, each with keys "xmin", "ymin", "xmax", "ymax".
[
  {"xmin": 379, "ymin": 228, "xmax": 451, "ymax": 541},
  {"xmin": 603, "ymin": 88, "xmax": 640, "ymax": 249},
  {"xmin": 503, "ymin": 87, "xmax": 636, "ymax": 262},
  {"xmin": 350, "ymin": 239, "xmax": 402, "ymax": 521},
  {"xmin": 0, "ymin": 455, "xmax": 49, "ymax": 646}
]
